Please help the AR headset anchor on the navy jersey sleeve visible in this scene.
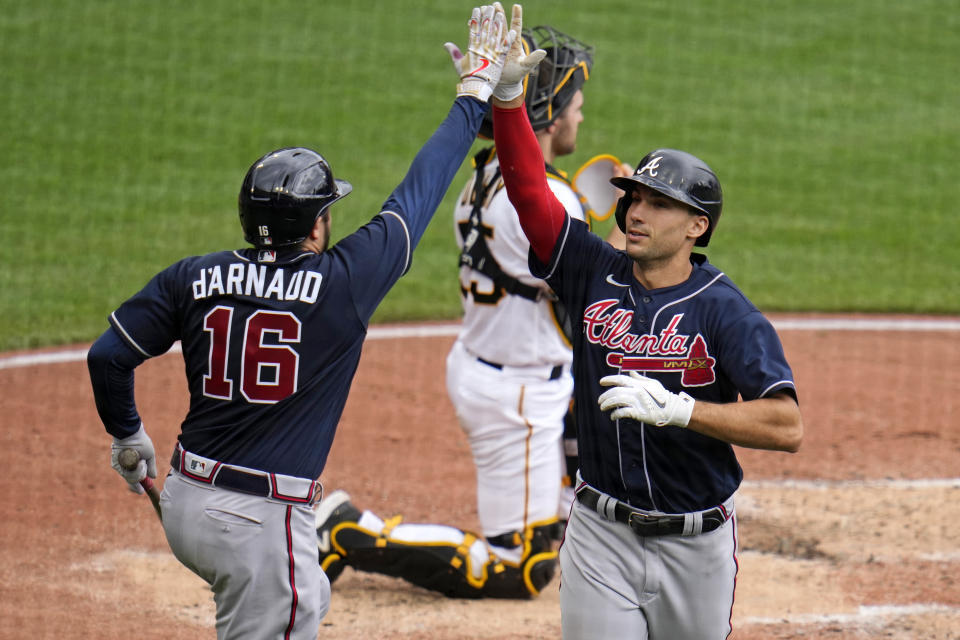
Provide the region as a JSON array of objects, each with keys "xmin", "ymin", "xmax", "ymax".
[
  {"xmin": 380, "ymin": 97, "xmax": 489, "ymax": 261},
  {"xmin": 328, "ymin": 215, "xmax": 409, "ymax": 323},
  {"xmin": 87, "ymin": 326, "xmax": 148, "ymax": 438},
  {"xmin": 336, "ymin": 97, "xmax": 488, "ymax": 322},
  {"xmin": 109, "ymin": 260, "xmax": 191, "ymax": 358},
  {"xmin": 713, "ymin": 309, "xmax": 798, "ymax": 402},
  {"xmin": 90, "ymin": 259, "xmax": 191, "ymax": 439}
]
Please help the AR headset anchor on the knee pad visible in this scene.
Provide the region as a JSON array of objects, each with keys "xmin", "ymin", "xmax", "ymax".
[
  {"xmin": 480, "ymin": 550, "xmax": 557, "ymax": 598},
  {"xmin": 481, "ymin": 520, "xmax": 558, "ymax": 599}
]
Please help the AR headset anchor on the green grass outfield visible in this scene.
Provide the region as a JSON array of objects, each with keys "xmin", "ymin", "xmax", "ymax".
[{"xmin": 1, "ymin": 1, "xmax": 957, "ymax": 351}]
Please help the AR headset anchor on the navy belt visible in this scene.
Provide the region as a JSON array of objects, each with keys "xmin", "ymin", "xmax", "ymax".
[
  {"xmin": 170, "ymin": 448, "xmax": 321, "ymax": 505},
  {"xmin": 575, "ymin": 483, "xmax": 729, "ymax": 537},
  {"xmin": 477, "ymin": 357, "xmax": 563, "ymax": 381},
  {"xmin": 171, "ymin": 450, "xmax": 269, "ymax": 495}
]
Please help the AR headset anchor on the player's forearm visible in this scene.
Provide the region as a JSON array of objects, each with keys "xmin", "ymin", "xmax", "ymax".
[
  {"xmin": 492, "ymin": 102, "xmax": 566, "ymax": 264},
  {"xmin": 382, "ymin": 96, "xmax": 489, "ymax": 247},
  {"xmin": 687, "ymin": 392, "xmax": 803, "ymax": 452},
  {"xmin": 87, "ymin": 327, "xmax": 145, "ymax": 439}
]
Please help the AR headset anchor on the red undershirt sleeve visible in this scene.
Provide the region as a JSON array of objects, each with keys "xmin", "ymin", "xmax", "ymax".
[{"xmin": 492, "ymin": 104, "xmax": 567, "ymax": 264}]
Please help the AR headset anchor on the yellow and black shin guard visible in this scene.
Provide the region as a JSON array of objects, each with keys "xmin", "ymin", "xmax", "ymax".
[{"xmin": 330, "ymin": 517, "xmax": 558, "ymax": 599}]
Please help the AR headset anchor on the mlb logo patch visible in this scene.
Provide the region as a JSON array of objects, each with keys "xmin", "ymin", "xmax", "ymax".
[
  {"xmin": 182, "ymin": 451, "xmax": 217, "ymax": 480},
  {"xmin": 259, "ymin": 250, "xmax": 277, "ymax": 263}
]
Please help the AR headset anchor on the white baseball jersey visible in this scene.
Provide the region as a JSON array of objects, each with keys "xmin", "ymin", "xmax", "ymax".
[
  {"xmin": 449, "ymin": 149, "xmax": 585, "ymax": 544},
  {"xmin": 453, "ymin": 153, "xmax": 585, "ymax": 368}
]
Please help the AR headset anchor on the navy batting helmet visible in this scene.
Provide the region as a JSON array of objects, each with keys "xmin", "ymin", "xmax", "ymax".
[
  {"xmin": 612, "ymin": 149, "xmax": 723, "ymax": 247},
  {"xmin": 478, "ymin": 25, "xmax": 593, "ymax": 138},
  {"xmin": 239, "ymin": 147, "xmax": 352, "ymax": 248}
]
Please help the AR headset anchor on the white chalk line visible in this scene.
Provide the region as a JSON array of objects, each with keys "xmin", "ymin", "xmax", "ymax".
[
  {"xmin": 743, "ymin": 603, "xmax": 960, "ymax": 627},
  {"xmin": 2, "ymin": 315, "xmax": 959, "ymax": 371},
  {"xmin": 0, "ymin": 348, "xmax": 94, "ymax": 370},
  {"xmin": 0, "ymin": 324, "xmax": 461, "ymax": 370},
  {"xmin": 771, "ymin": 318, "xmax": 960, "ymax": 331},
  {"xmin": 741, "ymin": 477, "xmax": 960, "ymax": 490}
]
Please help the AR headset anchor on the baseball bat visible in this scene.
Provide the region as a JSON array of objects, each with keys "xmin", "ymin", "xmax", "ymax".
[{"xmin": 118, "ymin": 448, "xmax": 163, "ymax": 521}]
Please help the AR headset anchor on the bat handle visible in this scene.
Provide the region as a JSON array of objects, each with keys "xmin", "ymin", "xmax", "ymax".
[
  {"xmin": 141, "ymin": 478, "xmax": 163, "ymax": 521},
  {"xmin": 120, "ymin": 448, "xmax": 163, "ymax": 521}
]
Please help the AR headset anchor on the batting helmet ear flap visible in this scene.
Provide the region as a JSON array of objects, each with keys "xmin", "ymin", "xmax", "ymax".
[{"xmin": 614, "ymin": 193, "xmax": 630, "ymax": 232}]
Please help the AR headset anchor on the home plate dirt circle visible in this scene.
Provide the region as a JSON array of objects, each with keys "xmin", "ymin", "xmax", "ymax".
[{"xmin": 1, "ymin": 314, "xmax": 957, "ymax": 639}]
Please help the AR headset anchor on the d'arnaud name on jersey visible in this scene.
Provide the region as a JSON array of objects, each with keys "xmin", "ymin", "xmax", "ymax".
[
  {"xmin": 583, "ymin": 300, "xmax": 716, "ymax": 387},
  {"xmin": 192, "ymin": 263, "xmax": 323, "ymax": 304}
]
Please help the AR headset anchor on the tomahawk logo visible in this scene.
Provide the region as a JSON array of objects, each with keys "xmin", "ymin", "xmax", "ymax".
[
  {"xmin": 636, "ymin": 156, "xmax": 663, "ymax": 178},
  {"xmin": 583, "ymin": 300, "xmax": 717, "ymax": 387}
]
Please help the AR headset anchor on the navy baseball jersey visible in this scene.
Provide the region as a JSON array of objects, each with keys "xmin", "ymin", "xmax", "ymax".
[
  {"xmin": 89, "ymin": 96, "xmax": 488, "ymax": 480},
  {"xmin": 531, "ymin": 216, "xmax": 797, "ymax": 513}
]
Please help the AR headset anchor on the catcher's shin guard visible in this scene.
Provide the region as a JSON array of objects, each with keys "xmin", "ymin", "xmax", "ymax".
[
  {"xmin": 331, "ymin": 517, "xmax": 491, "ymax": 598},
  {"xmin": 331, "ymin": 517, "xmax": 558, "ymax": 599}
]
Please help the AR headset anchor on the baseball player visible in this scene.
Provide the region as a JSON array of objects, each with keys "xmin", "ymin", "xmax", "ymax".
[
  {"xmin": 487, "ymin": 40, "xmax": 805, "ymax": 639},
  {"xmin": 86, "ymin": 6, "xmax": 517, "ymax": 638},
  {"xmin": 314, "ymin": 22, "xmax": 627, "ymax": 600}
]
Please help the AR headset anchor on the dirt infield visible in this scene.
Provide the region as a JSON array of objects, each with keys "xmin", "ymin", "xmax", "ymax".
[{"xmin": 1, "ymin": 315, "xmax": 958, "ymax": 639}]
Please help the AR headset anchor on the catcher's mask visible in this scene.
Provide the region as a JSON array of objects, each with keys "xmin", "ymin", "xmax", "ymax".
[
  {"xmin": 238, "ymin": 147, "xmax": 352, "ymax": 248},
  {"xmin": 478, "ymin": 25, "xmax": 594, "ymax": 138},
  {"xmin": 611, "ymin": 149, "xmax": 723, "ymax": 247}
]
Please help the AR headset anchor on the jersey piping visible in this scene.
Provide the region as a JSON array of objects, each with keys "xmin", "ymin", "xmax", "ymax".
[
  {"xmin": 381, "ymin": 211, "xmax": 412, "ymax": 275},
  {"xmin": 109, "ymin": 311, "xmax": 153, "ymax": 358},
  {"xmin": 648, "ymin": 272, "xmax": 726, "ymax": 334},
  {"xmin": 758, "ymin": 380, "xmax": 797, "ymax": 399},
  {"xmin": 541, "ymin": 217, "xmax": 573, "ymax": 282}
]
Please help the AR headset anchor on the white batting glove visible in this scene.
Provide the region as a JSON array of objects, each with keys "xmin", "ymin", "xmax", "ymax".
[
  {"xmin": 444, "ymin": 3, "xmax": 516, "ymax": 102},
  {"xmin": 110, "ymin": 423, "xmax": 157, "ymax": 494},
  {"xmin": 492, "ymin": 4, "xmax": 546, "ymax": 101},
  {"xmin": 598, "ymin": 372, "xmax": 695, "ymax": 427}
]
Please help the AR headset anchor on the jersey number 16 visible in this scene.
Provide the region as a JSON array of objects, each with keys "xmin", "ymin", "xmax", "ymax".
[{"xmin": 201, "ymin": 305, "xmax": 301, "ymax": 404}]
